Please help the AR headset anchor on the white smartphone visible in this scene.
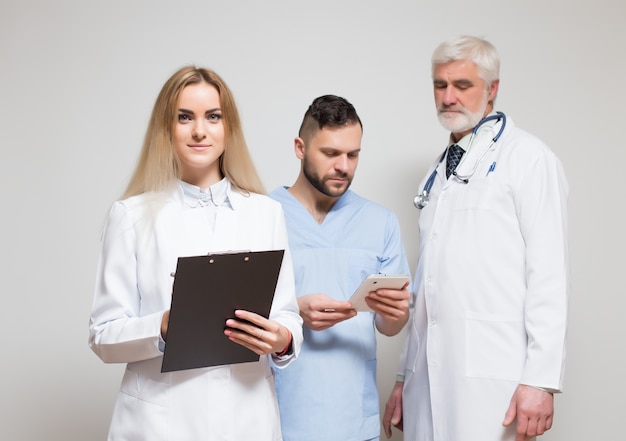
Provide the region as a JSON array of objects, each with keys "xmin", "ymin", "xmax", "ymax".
[{"xmin": 348, "ymin": 274, "xmax": 409, "ymax": 312}]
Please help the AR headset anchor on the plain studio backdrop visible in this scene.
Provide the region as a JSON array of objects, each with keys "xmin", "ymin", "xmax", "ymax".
[{"xmin": 1, "ymin": 1, "xmax": 623, "ymax": 440}]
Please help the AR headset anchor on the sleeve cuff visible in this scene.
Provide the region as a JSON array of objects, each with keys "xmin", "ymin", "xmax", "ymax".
[{"xmin": 527, "ymin": 385, "xmax": 559, "ymax": 394}]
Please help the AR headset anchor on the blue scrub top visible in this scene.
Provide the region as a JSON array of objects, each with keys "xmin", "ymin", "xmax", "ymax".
[{"xmin": 270, "ymin": 187, "xmax": 410, "ymax": 441}]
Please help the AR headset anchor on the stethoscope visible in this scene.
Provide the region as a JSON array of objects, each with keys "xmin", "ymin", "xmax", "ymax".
[{"xmin": 413, "ymin": 111, "xmax": 506, "ymax": 209}]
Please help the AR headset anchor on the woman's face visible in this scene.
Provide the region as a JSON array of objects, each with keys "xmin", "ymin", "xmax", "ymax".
[{"xmin": 174, "ymin": 82, "xmax": 225, "ymax": 188}]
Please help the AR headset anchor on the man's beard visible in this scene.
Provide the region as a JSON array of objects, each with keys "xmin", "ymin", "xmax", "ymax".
[
  {"xmin": 302, "ymin": 156, "xmax": 352, "ymax": 198},
  {"xmin": 438, "ymin": 91, "xmax": 489, "ymax": 134}
]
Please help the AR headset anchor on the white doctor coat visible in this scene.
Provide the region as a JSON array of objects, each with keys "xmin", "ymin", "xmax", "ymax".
[
  {"xmin": 89, "ymin": 181, "xmax": 303, "ymax": 441},
  {"xmin": 401, "ymin": 116, "xmax": 569, "ymax": 441}
]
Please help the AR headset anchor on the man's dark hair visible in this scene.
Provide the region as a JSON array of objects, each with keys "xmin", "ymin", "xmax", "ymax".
[{"xmin": 298, "ymin": 95, "xmax": 362, "ymax": 143}]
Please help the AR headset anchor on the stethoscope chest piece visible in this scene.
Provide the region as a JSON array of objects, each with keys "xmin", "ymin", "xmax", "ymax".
[{"xmin": 413, "ymin": 191, "xmax": 429, "ymax": 209}]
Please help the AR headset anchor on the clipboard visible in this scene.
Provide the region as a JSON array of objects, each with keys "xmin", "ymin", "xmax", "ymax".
[{"xmin": 161, "ymin": 249, "xmax": 284, "ymax": 372}]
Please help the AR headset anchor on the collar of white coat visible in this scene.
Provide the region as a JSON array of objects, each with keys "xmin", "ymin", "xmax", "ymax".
[{"xmin": 174, "ymin": 178, "xmax": 246, "ymax": 210}]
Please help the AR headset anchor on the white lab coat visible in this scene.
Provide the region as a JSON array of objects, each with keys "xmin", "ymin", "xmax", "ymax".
[
  {"xmin": 401, "ymin": 116, "xmax": 569, "ymax": 441},
  {"xmin": 89, "ymin": 181, "xmax": 303, "ymax": 441}
]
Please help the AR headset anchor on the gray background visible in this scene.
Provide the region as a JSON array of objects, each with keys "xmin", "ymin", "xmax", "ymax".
[{"xmin": 1, "ymin": 1, "xmax": 623, "ymax": 440}]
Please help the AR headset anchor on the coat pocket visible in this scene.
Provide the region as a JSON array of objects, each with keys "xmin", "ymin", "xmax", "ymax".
[
  {"xmin": 465, "ymin": 311, "xmax": 526, "ymax": 381},
  {"xmin": 110, "ymin": 367, "xmax": 169, "ymax": 440},
  {"xmin": 119, "ymin": 366, "xmax": 169, "ymax": 406}
]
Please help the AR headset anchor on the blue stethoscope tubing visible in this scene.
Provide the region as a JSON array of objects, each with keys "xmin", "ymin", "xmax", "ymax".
[{"xmin": 413, "ymin": 111, "xmax": 506, "ymax": 209}]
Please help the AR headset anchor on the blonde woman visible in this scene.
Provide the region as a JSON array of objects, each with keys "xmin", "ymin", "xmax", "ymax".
[{"xmin": 89, "ymin": 66, "xmax": 302, "ymax": 441}]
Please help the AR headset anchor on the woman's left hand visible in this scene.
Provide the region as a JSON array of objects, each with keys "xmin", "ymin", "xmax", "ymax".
[{"xmin": 224, "ymin": 310, "xmax": 291, "ymax": 355}]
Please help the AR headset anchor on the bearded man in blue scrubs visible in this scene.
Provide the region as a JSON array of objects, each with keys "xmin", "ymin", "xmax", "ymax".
[{"xmin": 271, "ymin": 95, "xmax": 411, "ymax": 441}]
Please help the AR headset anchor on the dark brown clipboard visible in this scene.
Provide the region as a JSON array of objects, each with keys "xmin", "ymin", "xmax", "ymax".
[{"xmin": 161, "ymin": 249, "xmax": 284, "ymax": 372}]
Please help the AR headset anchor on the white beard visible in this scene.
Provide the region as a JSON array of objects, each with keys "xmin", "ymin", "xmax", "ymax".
[{"xmin": 438, "ymin": 91, "xmax": 489, "ymax": 134}]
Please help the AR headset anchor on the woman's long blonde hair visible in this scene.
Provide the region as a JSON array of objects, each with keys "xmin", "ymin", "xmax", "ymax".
[{"xmin": 123, "ymin": 66, "xmax": 265, "ymax": 198}]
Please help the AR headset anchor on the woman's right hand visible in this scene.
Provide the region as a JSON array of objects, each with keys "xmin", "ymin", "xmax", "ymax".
[{"xmin": 161, "ymin": 310, "xmax": 170, "ymax": 340}]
